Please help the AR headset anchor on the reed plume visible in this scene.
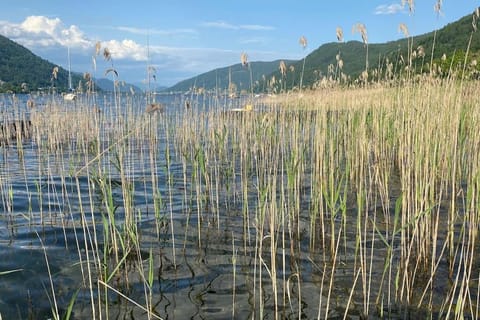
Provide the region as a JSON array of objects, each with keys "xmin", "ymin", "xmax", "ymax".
[
  {"xmin": 336, "ymin": 27, "xmax": 344, "ymax": 42},
  {"xmin": 279, "ymin": 60, "xmax": 287, "ymax": 77},
  {"xmin": 398, "ymin": 23, "xmax": 409, "ymax": 38},
  {"xmin": 240, "ymin": 52, "xmax": 248, "ymax": 67},
  {"xmin": 402, "ymin": 0, "xmax": 414, "ymax": 14},
  {"xmin": 52, "ymin": 67, "xmax": 59, "ymax": 80},
  {"xmin": 103, "ymin": 48, "xmax": 111, "ymax": 61},
  {"xmin": 352, "ymin": 23, "xmax": 369, "ymax": 72},
  {"xmin": 299, "ymin": 36, "xmax": 308, "ymax": 90},
  {"xmin": 240, "ymin": 52, "xmax": 253, "ymax": 96}
]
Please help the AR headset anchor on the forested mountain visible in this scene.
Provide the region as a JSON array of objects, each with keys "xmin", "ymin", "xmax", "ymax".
[
  {"xmin": 166, "ymin": 60, "xmax": 294, "ymax": 93},
  {"xmin": 0, "ymin": 34, "xmax": 83, "ymax": 93},
  {"xmin": 0, "ymin": 34, "xmax": 141, "ymax": 93},
  {"xmin": 268, "ymin": 8, "xmax": 480, "ymax": 90},
  {"xmin": 2, "ymin": 7, "xmax": 479, "ymax": 94},
  {"xmin": 167, "ymin": 7, "xmax": 480, "ymax": 92}
]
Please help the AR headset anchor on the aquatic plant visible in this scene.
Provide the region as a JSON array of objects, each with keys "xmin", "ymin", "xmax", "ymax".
[{"xmin": 2, "ymin": 6, "xmax": 480, "ymax": 320}]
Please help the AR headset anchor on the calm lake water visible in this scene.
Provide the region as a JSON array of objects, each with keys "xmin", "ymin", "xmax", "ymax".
[
  {"xmin": 0, "ymin": 92, "xmax": 268, "ymax": 319},
  {"xmin": 0, "ymin": 92, "xmax": 477, "ymax": 319}
]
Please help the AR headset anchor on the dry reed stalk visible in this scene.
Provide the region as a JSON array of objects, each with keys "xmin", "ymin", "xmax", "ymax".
[
  {"xmin": 16, "ymin": 67, "xmax": 477, "ymax": 319},
  {"xmin": 299, "ymin": 36, "xmax": 308, "ymax": 90}
]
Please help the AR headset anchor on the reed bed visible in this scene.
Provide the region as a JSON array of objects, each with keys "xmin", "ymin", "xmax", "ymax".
[
  {"xmin": 172, "ymin": 80, "xmax": 480, "ymax": 319},
  {"xmin": 1, "ymin": 71, "xmax": 480, "ymax": 319}
]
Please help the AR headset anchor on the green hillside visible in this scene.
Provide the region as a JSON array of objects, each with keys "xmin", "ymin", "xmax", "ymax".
[
  {"xmin": 167, "ymin": 7, "xmax": 480, "ymax": 93},
  {"xmin": 0, "ymin": 34, "xmax": 83, "ymax": 93},
  {"xmin": 2, "ymin": 7, "xmax": 479, "ymax": 94},
  {"xmin": 166, "ymin": 60, "xmax": 294, "ymax": 93},
  {"xmin": 0, "ymin": 34, "xmax": 144, "ymax": 94},
  {"xmin": 270, "ymin": 8, "xmax": 480, "ymax": 89}
]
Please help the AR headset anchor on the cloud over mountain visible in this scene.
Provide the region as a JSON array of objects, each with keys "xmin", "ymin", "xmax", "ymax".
[
  {"xmin": 0, "ymin": 15, "xmax": 294, "ymax": 86},
  {"xmin": 0, "ymin": 16, "xmax": 92, "ymax": 49}
]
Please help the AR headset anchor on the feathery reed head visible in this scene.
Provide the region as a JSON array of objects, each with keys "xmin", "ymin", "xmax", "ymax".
[
  {"xmin": 95, "ymin": 41, "xmax": 102, "ymax": 56},
  {"xmin": 402, "ymin": 0, "xmax": 414, "ymax": 14},
  {"xmin": 336, "ymin": 27, "xmax": 344, "ymax": 42},
  {"xmin": 270, "ymin": 75, "xmax": 276, "ymax": 85},
  {"xmin": 434, "ymin": 0, "xmax": 443, "ymax": 16},
  {"xmin": 26, "ymin": 98, "xmax": 35, "ymax": 109},
  {"xmin": 146, "ymin": 103, "xmax": 164, "ymax": 114},
  {"xmin": 299, "ymin": 36, "xmax": 307, "ymax": 49},
  {"xmin": 398, "ymin": 23, "xmax": 409, "ymax": 37},
  {"xmin": 352, "ymin": 23, "xmax": 368, "ymax": 45},
  {"xmin": 279, "ymin": 60, "xmax": 287, "ymax": 77},
  {"xmin": 417, "ymin": 45, "xmax": 425, "ymax": 58},
  {"xmin": 52, "ymin": 66, "xmax": 59, "ymax": 80},
  {"xmin": 473, "ymin": 12, "xmax": 478, "ymax": 32},
  {"xmin": 240, "ymin": 52, "xmax": 248, "ymax": 66},
  {"xmin": 103, "ymin": 48, "xmax": 111, "ymax": 61}
]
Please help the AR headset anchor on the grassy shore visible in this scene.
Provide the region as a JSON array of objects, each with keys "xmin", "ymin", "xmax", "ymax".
[{"xmin": 1, "ymin": 75, "xmax": 479, "ymax": 319}]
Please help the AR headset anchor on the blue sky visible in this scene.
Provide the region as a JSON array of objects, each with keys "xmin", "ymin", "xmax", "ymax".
[{"xmin": 0, "ymin": 1, "xmax": 478, "ymax": 87}]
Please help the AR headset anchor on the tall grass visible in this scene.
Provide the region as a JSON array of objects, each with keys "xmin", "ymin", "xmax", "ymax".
[
  {"xmin": 3, "ymin": 77, "xmax": 478, "ymax": 319},
  {"xmin": 2, "ymin": 6, "xmax": 480, "ymax": 319}
]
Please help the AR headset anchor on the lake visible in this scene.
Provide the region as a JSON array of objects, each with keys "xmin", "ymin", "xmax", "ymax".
[{"xmin": 0, "ymin": 89, "xmax": 478, "ymax": 319}]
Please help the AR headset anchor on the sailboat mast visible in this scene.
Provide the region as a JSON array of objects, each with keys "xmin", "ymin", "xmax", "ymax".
[
  {"xmin": 67, "ymin": 46, "xmax": 73, "ymax": 91},
  {"xmin": 147, "ymin": 35, "xmax": 151, "ymax": 103}
]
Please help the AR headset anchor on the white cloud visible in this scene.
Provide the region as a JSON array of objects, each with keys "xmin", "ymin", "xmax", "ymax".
[
  {"xmin": 0, "ymin": 16, "xmax": 287, "ymax": 86},
  {"xmin": 0, "ymin": 16, "xmax": 151, "ymax": 62},
  {"xmin": 374, "ymin": 4, "xmax": 405, "ymax": 15},
  {"xmin": 0, "ymin": 15, "xmax": 92, "ymax": 49},
  {"xmin": 21, "ymin": 15, "xmax": 62, "ymax": 34},
  {"xmin": 116, "ymin": 26, "xmax": 198, "ymax": 36},
  {"xmin": 240, "ymin": 24, "xmax": 275, "ymax": 31},
  {"xmin": 201, "ymin": 20, "xmax": 237, "ymax": 29},
  {"xmin": 101, "ymin": 39, "xmax": 147, "ymax": 61},
  {"xmin": 240, "ymin": 37, "xmax": 268, "ymax": 44},
  {"xmin": 201, "ymin": 20, "xmax": 275, "ymax": 31}
]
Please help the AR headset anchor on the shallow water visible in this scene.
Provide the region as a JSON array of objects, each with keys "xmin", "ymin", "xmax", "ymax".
[{"xmin": 0, "ymin": 92, "xmax": 478, "ymax": 319}]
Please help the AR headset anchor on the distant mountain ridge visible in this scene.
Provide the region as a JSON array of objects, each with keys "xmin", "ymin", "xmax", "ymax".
[
  {"xmin": 2, "ymin": 7, "xmax": 479, "ymax": 94},
  {"xmin": 166, "ymin": 60, "xmax": 295, "ymax": 93},
  {"xmin": 268, "ymin": 8, "xmax": 480, "ymax": 89},
  {"xmin": 95, "ymin": 78, "xmax": 142, "ymax": 93},
  {"xmin": 167, "ymin": 7, "xmax": 480, "ymax": 92}
]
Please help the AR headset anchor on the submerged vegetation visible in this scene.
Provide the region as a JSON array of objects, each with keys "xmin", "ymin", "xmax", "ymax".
[{"xmin": 1, "ymin": 2, "xmax": 480, "ymax": 320}]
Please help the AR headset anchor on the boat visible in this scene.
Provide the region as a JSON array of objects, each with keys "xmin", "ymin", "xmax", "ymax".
[
  {"xmin": 63, "ymin": 92, "xmax": 76, "ymax": 101},
  {"xmin": 63, "ymin": 47, "xmax": 77, "ymax": 101}
]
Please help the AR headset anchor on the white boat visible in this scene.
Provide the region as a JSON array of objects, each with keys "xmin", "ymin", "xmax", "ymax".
[
  {"xmin": 63, "ymin": 47, "xmax": 77, "ymax": 101},
  {"xmin": 63, "ymin": 92, "xmax": 76, "ymax": 101}
]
